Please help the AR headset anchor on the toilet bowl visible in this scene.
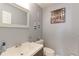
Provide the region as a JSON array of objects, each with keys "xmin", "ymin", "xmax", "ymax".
[{"xmin": 35, "ymin": 39, "xmax": 55, "ymax": 56}]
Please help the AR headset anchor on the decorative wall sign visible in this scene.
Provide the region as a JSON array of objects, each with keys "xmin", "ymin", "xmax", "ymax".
[{"xmin": 51, "ymin": 8, "xmax": 65, "ymax": 24}]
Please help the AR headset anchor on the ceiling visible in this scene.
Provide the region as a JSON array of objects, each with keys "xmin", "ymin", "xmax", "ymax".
[
  {"xmin": 37, "ymin": 3, "xmax": 53, "ymax": 8},
  {"xmin": 37, "ymin": 3, "xmax": 62, "ymax": 8}
]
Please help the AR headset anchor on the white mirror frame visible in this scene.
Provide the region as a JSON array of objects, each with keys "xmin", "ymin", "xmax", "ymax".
[{"xmin": 0, "ymin": 3, "xmax": 30, "ymax": 28}]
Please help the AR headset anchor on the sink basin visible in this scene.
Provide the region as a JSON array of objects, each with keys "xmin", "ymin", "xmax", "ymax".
[{"xmin": 1, "ymin": 42, "xmax": 43, "ymax": 56}]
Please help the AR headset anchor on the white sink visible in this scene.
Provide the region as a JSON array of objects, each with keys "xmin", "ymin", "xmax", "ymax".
[{"xmin": 1, "ymin": 42, "xmax": 43, "ymax": 56}]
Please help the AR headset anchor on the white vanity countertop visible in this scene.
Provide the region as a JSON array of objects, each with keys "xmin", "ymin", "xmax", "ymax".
[{"xmin": 1, "ymin": 42, "xmax": 43, "ymax": 56}]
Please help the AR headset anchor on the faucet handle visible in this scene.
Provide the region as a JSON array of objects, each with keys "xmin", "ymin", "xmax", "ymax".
[{"xmin": 2, "ymin": 42, "xmax": 6, "ymax": 46}]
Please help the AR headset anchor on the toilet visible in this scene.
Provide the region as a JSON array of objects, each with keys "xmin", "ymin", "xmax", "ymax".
[{"xmin": 35, "ymin": 39, "xmax": 55, "ymax": 56}]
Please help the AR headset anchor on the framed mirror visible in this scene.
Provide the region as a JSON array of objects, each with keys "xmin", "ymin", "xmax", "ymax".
[{"xmin": 0, "ymin": 3, "xmax": 30, "ymax": 28}]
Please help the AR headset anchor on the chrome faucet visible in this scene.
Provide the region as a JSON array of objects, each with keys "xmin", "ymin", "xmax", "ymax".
[{"xmin": 0, "ymin": 42, "xmax": 6, "ymax": 55}]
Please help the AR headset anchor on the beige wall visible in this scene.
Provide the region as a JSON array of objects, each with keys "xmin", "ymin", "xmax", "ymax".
[
  {"xmin": 29, "ymin": 4, "xmax": 42, "ymax": 42},
  {"xmin": 42, "ymin": 3, "xmax": 79, "ymax": 56}
]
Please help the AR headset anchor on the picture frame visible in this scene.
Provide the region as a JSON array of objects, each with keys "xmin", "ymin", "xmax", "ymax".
[{"xmin": 51, "ymin": 8, "xmax": 65, "ymax": 24}]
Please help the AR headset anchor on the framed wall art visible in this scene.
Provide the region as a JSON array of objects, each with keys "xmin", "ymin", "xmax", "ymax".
[{"xmin": 51, "ymin": 8, "xmax": 65, "ymax": 24}]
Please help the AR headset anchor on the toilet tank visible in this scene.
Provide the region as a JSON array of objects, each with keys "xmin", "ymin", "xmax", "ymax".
[{"xmin": 35, "ymin": 39, "xmax": 44, "ymax": 45}]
